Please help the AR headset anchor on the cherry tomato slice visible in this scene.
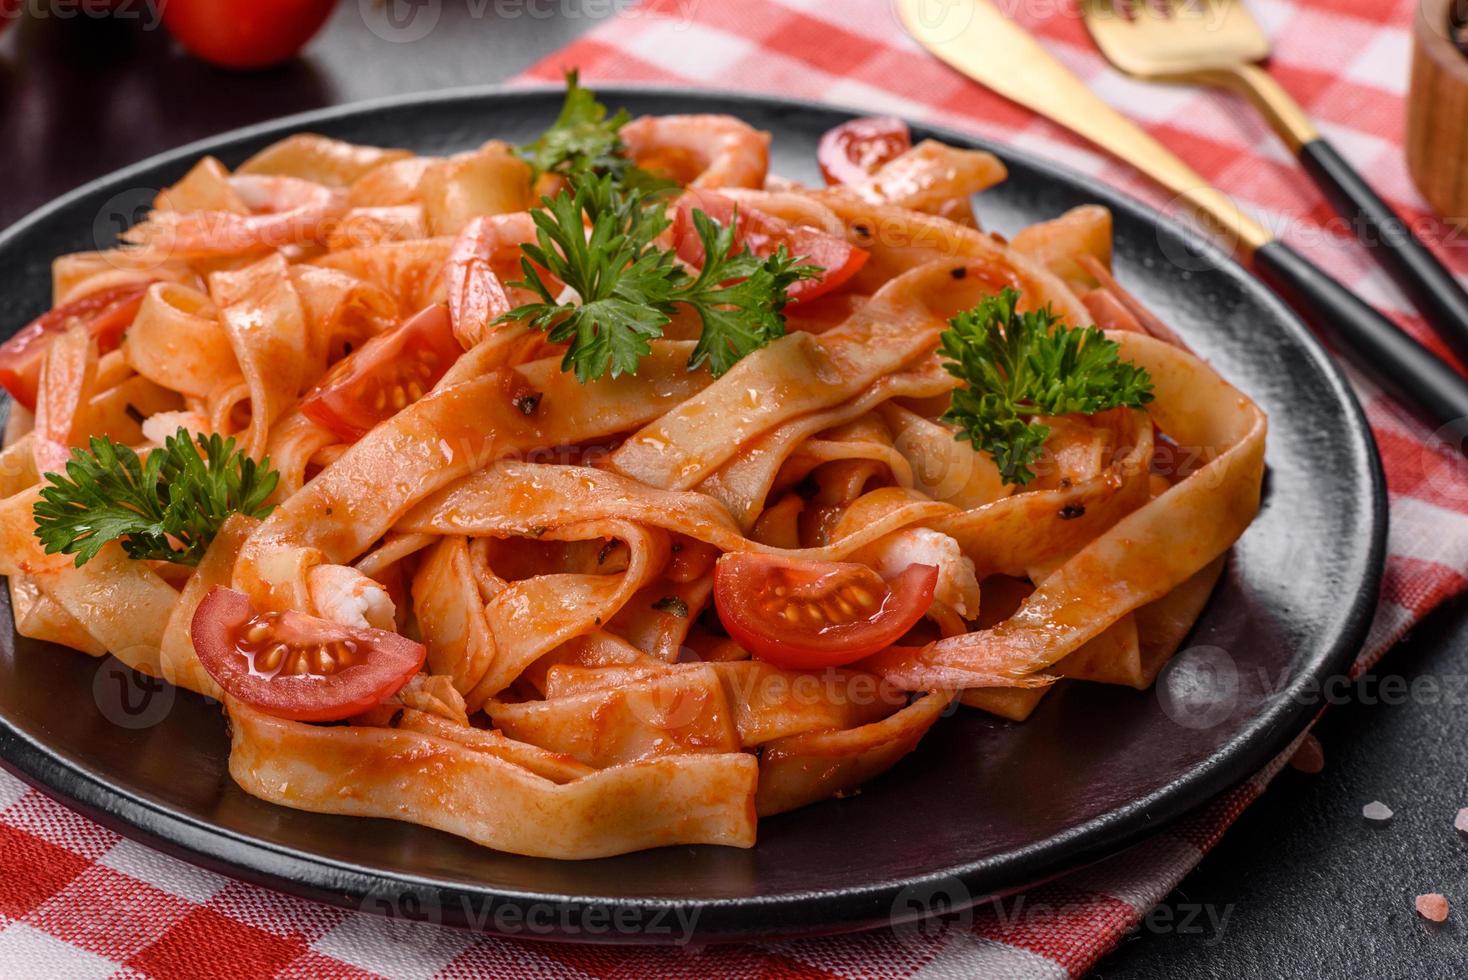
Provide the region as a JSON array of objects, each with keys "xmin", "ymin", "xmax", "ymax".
[
  {"xmin": 713, "ymin": 554, "xmax": 938, "ymax": 669},
  {"xmin": 191, "ymin": 586, "xmax": 425, "ymax": 722},
  {"xmin": 162, "ymin": 0, "xmax": 337, "ymax": 70},
  {"xmin": 0, "ymin": 284, "xmax": 149, "ymax": 410},
  {"xmin": 672, "ymin": 190, "xmax": 868, "ymax": 303},
  {"xmin": 817, "ymin": 116, "xmax": 912, "ymax": 187},
  {"xmin": 300, "ymin": 303, "xmax": 461, "ymax": 442}
]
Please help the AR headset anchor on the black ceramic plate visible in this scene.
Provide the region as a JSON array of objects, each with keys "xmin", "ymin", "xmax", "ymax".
[{"xmin": 0, "ymin": 87, "xmax": 1384, "ymax": 944}]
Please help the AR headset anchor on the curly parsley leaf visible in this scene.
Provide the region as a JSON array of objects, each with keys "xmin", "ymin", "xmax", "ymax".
[
  {"xmin": 33, "ymin": 428, "xmax": 279, "ymax": 567},
  {"xmin": 939, "ymin": 288, "xmax": 1155, "ymax": 487},
  {"xmin": 500, "ymin": 174, "xmax": 819, "ymax": 382}
]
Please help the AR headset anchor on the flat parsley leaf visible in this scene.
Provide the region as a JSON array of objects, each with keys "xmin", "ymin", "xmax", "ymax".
[
  {"xmin": 516, "ymin": 68, "xmax": 670, "ymax": 189},
  {"xmin": 500, "ymin": 174, "xmax": 818, "ymax": 382}
]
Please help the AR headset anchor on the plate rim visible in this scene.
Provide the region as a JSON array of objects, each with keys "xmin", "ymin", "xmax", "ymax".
[{"xmin": 0, "ymin": 82, "xmax": 1388, "ymax": 943}]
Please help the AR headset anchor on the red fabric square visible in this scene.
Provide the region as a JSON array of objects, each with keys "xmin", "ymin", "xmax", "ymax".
[
  {"xmin": 274, "ymin": 950, "xmax": 385, "ymax": 980},
  {"xmin": 0, "ymin": 825, "xmax": 92, "ymax": 920},
  {"xmin": 759, "ymin": 10, "xmax": 885, "ymax": 77},
  {"xmin": 27, "ymin": 865, "xmax": 192, "ymax": 961},
  {"xmin": 128, "ymin": 907, "xmax": 309, "ymax": 980}
]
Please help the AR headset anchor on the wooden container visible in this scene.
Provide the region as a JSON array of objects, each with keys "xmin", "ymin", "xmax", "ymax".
[{"xmin": 1408, "ymin": 0, "xmax": 1468, "ymax": 226}]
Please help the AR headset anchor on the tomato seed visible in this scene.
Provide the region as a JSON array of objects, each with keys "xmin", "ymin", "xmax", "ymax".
[{"xmin": 256, "ymin": 643, "xmax": 287, "ymax": 672}]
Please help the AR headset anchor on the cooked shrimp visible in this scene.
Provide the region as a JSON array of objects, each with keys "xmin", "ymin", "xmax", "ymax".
[
  {"xmin": 856, "ymin": 140, "xmax": 1007, "ymax": 226},
  {"xmin": 123, "ymin": 175, "xmax": 347, "ymax": 257},
  {"xmin": 140, "ymin": 410, "xmax": 211, "ymax": 446},
  {"xmin": 619, "ymin": 114, "xmax": 770, "ymax": 189},
  {"xmin": 307, "ymin": 564, "xmax": 397, "ymax": 631},
  {"xmin": 859, "ymin": 527, "xmax": 981, "ymax": 619},
  {"xmin": 446, "ymin": 212, "xmax": 535, "ymax": 348}
]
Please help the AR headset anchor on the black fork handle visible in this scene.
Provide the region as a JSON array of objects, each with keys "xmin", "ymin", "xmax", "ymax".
[
  {"xmin": 1254, "ymin": 239, "xmax": 1468, "ymax": 429},
  {"xmin": 1299, "ymin": 137, "xmax": 1468, "ymax": 367}
]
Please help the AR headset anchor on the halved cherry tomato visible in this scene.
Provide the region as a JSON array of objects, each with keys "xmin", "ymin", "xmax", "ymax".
[
  {"xmin": 300, "ymin": 303, "xmax": 461, "ymax": 442},
  {"xmin": 672, "ymin": 189, "xmax": 868, "ymax": 303},
  {"xmin": 191, "ymin": 586, "xmax": 425, "ymax": 722},
  {"xmin": 0, "ymin": 284, "xmax": 149, "ymax": 410},
  {"xmin": 713, "ymin": 554, "xmax": 937, "ymax": 669},
  {"xmin": 817, "ymin": 116, "xmax": 912, "ymax": 187},
  {"xmin": 162, "ymin": 0, "xmax": 337, "ymax": 70}
]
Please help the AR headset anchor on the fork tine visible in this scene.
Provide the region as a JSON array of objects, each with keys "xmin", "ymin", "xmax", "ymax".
[{"xmin": 1078, "ymin": 0, "xmax": 1127, "ymax": 23}]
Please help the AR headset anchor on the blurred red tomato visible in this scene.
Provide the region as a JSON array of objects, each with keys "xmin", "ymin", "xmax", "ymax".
[
  {"xmin": 0, "ymin": 0, "xmax": 20, "ymax": 34},
  {"xmin": 162, "ymin": 0, "xmax": 337, "ymax": 69}
]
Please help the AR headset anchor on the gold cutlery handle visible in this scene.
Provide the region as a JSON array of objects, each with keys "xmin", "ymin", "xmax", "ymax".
[
  {"xmin": 1203, "ymin": 64, "xmax": 1319, "ymax": 153},
  {"xmin": 897, "ymin": 0, "xmax": 1271, "ymax": 254}
]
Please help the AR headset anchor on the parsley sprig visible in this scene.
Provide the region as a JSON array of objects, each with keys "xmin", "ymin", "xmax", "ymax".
[
  {"xmin": 33, "ymin": 428, "xmax": 279, "ymax": 568},
  {"xmin": 939, "ymin": 288, "xmax": 1154, "ymax": 487},
  {"xmin": 500, "ymin": 174, "xmax": 819, "ymax": 382},
  {"xmin": 517, "ymin": 68, "xmax": 674, "ymax": 194}
]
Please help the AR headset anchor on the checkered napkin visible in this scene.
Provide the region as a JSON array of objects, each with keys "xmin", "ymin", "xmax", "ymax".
[{"xmin": 2, "ymin": 0, "xmax": 1465, "ymax": 976}]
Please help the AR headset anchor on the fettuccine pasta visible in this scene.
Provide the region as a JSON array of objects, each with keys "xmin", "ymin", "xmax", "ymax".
[{"xmin": 0, "ymin": 86, "xmax": 1264, "ymax": 859}]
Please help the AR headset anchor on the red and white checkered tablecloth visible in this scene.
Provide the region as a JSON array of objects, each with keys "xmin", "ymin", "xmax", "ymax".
[{"xmin": 2, "ymin": 0, "xmax": 1466, "ymax": 977}]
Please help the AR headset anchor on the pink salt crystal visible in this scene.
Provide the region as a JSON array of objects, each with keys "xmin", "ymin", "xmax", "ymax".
[
  {"xmin": 1362, "ymin": 800, "xmax": 1393, "ymax": 823},
  {"xmin": 1455, "ymin": 808, "xmax": 1468, "ymax": 838},
  {"xmin": 1288, "ymin": 734, "xmax": 1324, "ymax": 774},
  {"xmin": 1416, "ymin": 893, "xmax": 1450, "ymax": 923}
]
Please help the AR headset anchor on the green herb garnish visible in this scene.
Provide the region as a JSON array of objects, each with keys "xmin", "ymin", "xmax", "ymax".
[
  {"xmin": 500, "ymin": 173, "xmax": 818, "ymax": 382},
  {"xmin": 939, "ymin": 288, "xmax": 1154, "ymax": 487},
  {"xmin": 518, "ymin": 69, "xmax": 653, "ymax": 187},
  {"xmin": 33, "ymin": 428, "xmax": 278, "ymax": 567}
]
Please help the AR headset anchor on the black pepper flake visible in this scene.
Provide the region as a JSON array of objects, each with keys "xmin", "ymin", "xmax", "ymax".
[
  {"xmin": 597, "ymin": 539, "xmax": 616, "ymax": 564},
  {"xmin": 388, "ymin": 708, "xmax": 405, "ymax": 728},
  {"xmin": 512, "ymin": 391, "xmax": 542, "ymax": 416},
  {"xmin": 949, "ymin": 267, "xmax": 967, "ymax": 280},
  {"xmin": 325, "ymin": 507, "xmax": 333, "ymax": 516},
  {"xmin": 670, "ymin": 542, "xmax": 684, "ymax": 553},
  {"xmin": 851, "ymin": 223, "xmax": 871, "ymax": 238},
  {"xmin": 652, "ymin": 595, "xmax": 689, "ymax": 618},
  {"xmin": 1058, "ymin": 503, "xmax": 1086, "ymax": 520},
  {"xmin": 124, "ymin": 403, "xmax": 145, "ymax": 425},
  {"xmin": 529, "ymin": 525, "xmax": 548, "ymax": 538},
  {"xmin": 594, "ymin": 616, "xmax": 602, "ymax": 626}
]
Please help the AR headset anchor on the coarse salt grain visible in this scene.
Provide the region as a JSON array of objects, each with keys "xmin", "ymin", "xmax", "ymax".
[
  {"xmin": 1289, "ymin": 734, "xmax": 1324, "ymax": 774},
  {"xmin": 1455, "ymin": 808, "xmax": 1468, "ymax": 837},
  {"xmin": 1362, "ymin": 801, "xmax": 1393, "ymax": 823},
  {"xmin": 1416, "ymin": 893, "xmax": 1450, "ymax": 923}
]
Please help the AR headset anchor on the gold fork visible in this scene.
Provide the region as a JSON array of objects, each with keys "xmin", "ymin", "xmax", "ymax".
[{"xmin": 1081, "ymin": 0, "xmax": 1468, "ymax": 366}]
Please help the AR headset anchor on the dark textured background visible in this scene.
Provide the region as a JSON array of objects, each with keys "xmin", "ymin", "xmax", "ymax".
[{"xmin": 0, "ymin": 4, "xmax": 1464, "ymax": 974}]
